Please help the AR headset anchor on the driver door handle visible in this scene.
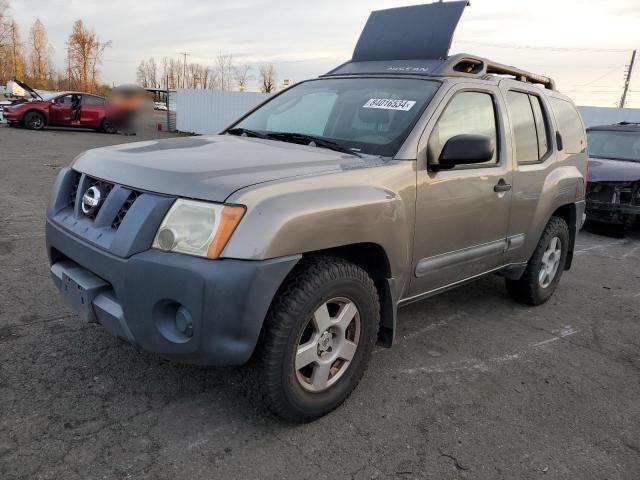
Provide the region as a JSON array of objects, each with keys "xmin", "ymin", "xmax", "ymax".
[{"xmin": 494, "ymin": 180, "xmax": 512, "ymax": 193}]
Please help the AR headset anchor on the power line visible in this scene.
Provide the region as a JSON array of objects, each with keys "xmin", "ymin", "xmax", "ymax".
[{"xmin": 454, "ymin": 40, "xmax": 631, "ymax": 53}]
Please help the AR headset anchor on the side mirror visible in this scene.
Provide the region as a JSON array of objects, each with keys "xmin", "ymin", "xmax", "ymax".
[{"xmin": 436, "ymin": 134, "xmax": 495, "ymax": 169}]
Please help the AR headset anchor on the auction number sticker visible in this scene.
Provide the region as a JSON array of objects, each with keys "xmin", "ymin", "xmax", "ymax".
[{"xmin": 363, "ymin": 99, "xmax": 416, "ymax": 111}]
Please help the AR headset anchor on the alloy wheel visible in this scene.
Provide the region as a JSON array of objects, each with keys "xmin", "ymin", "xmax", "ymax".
[
  {"xmin": 539, "ymin": 236, "xmax": 562, "ymax": 288},
  {"xmin": 295, "ymin": 297, "xmax": 361, "ymax": 393}
]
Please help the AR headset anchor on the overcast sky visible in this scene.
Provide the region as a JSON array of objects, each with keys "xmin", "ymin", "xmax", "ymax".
[{"xmin": 7, "ymin": 0, "xmax": 640, "ymax": 107}]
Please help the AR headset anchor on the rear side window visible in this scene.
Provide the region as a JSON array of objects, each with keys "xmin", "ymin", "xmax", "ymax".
[
  {"xmin": 530, "ymin": 96, "xmax": 551, "ymax": 158},
  {"xmin": 550, "ymin": 98, "xmax": 585, "ymax": 154},
  {"xmin": 506, "ymin": 91, "xmax": 551, "ymax": 163},
  {"xmin": 83, "ymin": 95, "xmax": 105, "ymax": 106},
  {"xmin": 428, "ymin": 91, "xmax": 498, "ymax": 165}
]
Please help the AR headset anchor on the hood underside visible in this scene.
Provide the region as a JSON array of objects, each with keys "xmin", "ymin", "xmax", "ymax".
[{"xmin": 72, "ymin": 135, "xmax": 373, "ymax": 202}]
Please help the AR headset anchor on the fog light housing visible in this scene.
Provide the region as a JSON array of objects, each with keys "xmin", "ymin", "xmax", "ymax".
[
  {"xmin": 175, "ymin": 306, "xmax": 193, "ymax": 338},
  {"xmin": 153, "ymin": 300, "xmax": 194, "ymax": 343}
]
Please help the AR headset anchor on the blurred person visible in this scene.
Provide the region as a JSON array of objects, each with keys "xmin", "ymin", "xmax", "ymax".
[{"xmin": 108, "ymin": 85, "xmax": 152, "ymax": 135}]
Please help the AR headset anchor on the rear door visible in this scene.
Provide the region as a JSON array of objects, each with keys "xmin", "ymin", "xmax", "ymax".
[
  {"xmin": 49, "ymin": 94, "xmax": 74, "ymax": 125},
  {"xmin": 410, "ymin": 83, "xmax": 513, "ymax": 296},
  {"xmin": 500, "ymin": 83, "xmax": 561, "ymax": 264},
  {"xmin": 80, "ymin": 95, "xmax": 105, "ymax": 127}
]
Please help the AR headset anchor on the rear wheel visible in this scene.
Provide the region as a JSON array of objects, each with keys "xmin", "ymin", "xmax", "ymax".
[
  {"xmin": 24, "ymin": 111, "xmax": 45, "ymax": 130},
  {"xmin": 100, "ymin": 118, "xmax": 116, "ymax": 134},
  {"xmin": 257, "ymin": 257, "xmax": 379, "ymax": 422},
  {"xmin": 506, "ymin": 216, "xmax": 569, "ymax": 305}
]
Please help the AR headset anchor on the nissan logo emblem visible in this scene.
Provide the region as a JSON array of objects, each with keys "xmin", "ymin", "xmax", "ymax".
[{"xmin": 81, "ymin": 186, "xmax": 103, "ymax": 215}]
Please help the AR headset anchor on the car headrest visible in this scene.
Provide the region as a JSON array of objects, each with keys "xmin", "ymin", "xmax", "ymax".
[{"xmin": 358, "ymin": 107, "xmax": 390, "ymax": 124}]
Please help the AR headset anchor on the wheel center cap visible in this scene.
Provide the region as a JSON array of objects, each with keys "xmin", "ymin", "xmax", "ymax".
[{"xmin": 318, "ymin": 331, "xmax": 333, "ymax": 354}]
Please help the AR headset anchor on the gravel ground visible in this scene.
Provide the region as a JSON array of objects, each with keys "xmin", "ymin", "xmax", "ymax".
[{"xmin": 1, "ymin": 123, "xmax": 639, "ymax": 480}]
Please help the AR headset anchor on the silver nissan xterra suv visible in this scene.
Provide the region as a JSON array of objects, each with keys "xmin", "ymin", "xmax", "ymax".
[{"xmin": 46, "ymin": 2, "xmax": 587, "ymax": 422}]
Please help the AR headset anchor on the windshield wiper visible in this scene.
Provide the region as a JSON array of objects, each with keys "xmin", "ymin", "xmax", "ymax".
[
  {"xmin": 266, "ymin": 132, "xmax": 362, "ymax": 158},
  {"xmin": 227, "ymin": 127, "xmax": 270, "ymax": 140}
]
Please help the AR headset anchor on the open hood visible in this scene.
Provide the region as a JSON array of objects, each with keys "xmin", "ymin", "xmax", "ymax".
[{"xmin": 12, "ymin": 79, "xmax": 43, "ymax": 100}]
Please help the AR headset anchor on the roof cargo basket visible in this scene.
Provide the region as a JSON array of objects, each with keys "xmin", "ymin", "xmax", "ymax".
[{"xmin": 323, "ymin": 1, "xmax": 556, "ymax": 90}]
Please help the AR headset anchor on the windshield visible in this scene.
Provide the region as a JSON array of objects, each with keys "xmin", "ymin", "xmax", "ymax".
[
  {"xmin": 231, "ymin": 77, "xmax": 440, "ymax": 157},
  {"xmin": 587, "ymin": 130, "xmax": 640, "ymax": 162}
]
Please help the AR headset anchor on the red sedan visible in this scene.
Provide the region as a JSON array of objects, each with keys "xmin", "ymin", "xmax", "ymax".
[{"xmin": 3, "ymin": 88, "xmax": 114, "ymax": 132}]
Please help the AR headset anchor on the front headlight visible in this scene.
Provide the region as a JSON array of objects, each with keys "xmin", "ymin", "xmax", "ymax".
[{"xmin": 152, "ymin": 199, "xmax": 245, "ymax": 259}]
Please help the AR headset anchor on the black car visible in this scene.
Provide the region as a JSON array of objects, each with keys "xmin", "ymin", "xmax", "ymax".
[{"xmin": 586, "ymin": 123, "xmax": 640, "ymax": 230}]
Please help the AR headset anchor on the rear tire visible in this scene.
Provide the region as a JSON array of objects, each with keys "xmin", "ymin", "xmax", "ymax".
[
  {"xmin": 506, "ymin": 216, "xmax": 569, "ymax": 306},
  {"xmin": 256, "ymin": 256, "xmax": 379, "ymax": 423},
  {"xmin": 100, "ymin": 118, "xmax": 116, "ymax": 134},
  {"xmin": 24, "ymin": 111, "xmax": 45, "ymax": 130}
]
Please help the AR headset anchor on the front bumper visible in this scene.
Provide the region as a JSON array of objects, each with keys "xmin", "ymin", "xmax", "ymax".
[
  {"xmin": 2, "ymin": 110, "xmax": 21, "ymax": 123},
  {"xmin": 586, "ymin": 200, "xmax": 640, "ymax": 225},
  {"xmin": 46, "ymin": 219, "xmax": 300, "ymax": 366}
]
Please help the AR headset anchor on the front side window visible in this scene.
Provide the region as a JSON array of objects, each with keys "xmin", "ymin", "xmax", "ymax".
[
  {"xmin": 56, "ymin": 95, "xmax": 73, "ymax": 104},
  {"xmin": 232, "ymin": 78, "xmax": 440, "ymax": 157},
  {"xmin": 428, "ymin": 91, "xmax": 498, "ymax": 165},
  {"xmin": 587, "ymin": 130, "xmax": 640, "ymax": 162}
]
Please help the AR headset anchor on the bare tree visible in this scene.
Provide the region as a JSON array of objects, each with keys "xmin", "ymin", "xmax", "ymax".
[
  {"xmin": 259, "ymin": 64, "xmax": 277, "ymax": 93},
  {"xmin": 27, "ymin": 19, "xmax": 54, "ymax": 88},
  {"xmin": 136, "ymin": 59, "xmax": 149, "ymax": 87},
  {"xmin": 233, "ymin": 64, "xmax": 252, "ymax": 91},
  {"xmin": 5, "ymin": 19, "xmax": 25, "ymax": 79},
  {"xmin": 66, "ymin": 19, "xmax": 110, "ymax": 92},
  {"xmin": 214, "ymin": 52, "xmax": 234, "ymax": 90}
]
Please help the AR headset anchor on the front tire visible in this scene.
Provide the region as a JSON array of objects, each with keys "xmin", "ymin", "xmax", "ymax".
[
  {"xmin": 506, "ymin": 216, "xmax": 569, "ymax": 305},
  {"xmin": 24, "ymin": 111, "xmax": 45, "ymax": 130},
  {"xmin": 257, "ymin": 256, "xmax": 379, "ymax": 422}
]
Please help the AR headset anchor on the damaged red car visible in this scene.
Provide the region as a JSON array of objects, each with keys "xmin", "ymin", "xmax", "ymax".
[{"xmin": 3, "ymin": 80, "xmax": 114, "ymax": 132}]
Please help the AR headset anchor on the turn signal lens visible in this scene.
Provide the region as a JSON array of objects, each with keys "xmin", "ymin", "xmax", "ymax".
[{"xmin": 207, "ymin": 205, "xmax": 245, "ymax": 259}]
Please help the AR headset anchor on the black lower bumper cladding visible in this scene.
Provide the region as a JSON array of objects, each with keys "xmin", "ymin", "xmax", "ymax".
[{"xmin": 586, "ymin": 181, "xmax": 640, "ymax": 225}]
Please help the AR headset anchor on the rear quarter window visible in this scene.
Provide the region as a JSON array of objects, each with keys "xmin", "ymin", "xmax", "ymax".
[{"xmin": 550, "ymin": 98, "xmax": 585, "ymax": 154}]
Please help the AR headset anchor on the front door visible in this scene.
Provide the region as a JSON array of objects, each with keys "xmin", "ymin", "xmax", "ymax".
[
  {"xmin": 409, "ymin": 85, "xmax": 513, "ymax": 297},
  {"xmin": 48, "ymin": 94, "xmax": 76, "ymax": 125}
]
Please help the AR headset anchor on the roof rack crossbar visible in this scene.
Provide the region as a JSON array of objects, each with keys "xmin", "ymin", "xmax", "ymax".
[{"xmin": 485, "ymin": 60, "xmax": 556, "ymax": 90}]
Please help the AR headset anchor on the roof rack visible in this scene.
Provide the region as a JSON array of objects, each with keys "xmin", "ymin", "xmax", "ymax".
[
  {"xmin": 438, "ymin": 54, "xmax": 556, "ymax": 90},
  {"xmin": 323, "ymin": 54, "xmax": 556, "ymax": 90}
]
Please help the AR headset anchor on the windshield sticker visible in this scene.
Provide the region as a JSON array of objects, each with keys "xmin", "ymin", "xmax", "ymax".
[{"xmin": 363, "ymin": 99, "xmax": 416, "ymax": 111}]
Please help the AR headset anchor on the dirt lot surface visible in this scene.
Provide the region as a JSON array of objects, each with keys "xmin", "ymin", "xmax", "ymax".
[{"xmin": 1, "ymin": 123, "xmax": 639, "ymax": 480}]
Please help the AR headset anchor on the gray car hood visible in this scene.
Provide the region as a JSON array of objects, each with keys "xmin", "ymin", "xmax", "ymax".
[
  {"xmin": 589, "ymin": 157, "xmax": 640, "ymax": 183},
  {"xmin": 72, "ymin": 135, "xmax": 371, "ymax": 202}
]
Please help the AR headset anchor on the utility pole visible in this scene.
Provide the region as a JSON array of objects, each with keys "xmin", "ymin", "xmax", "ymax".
[
  {"xmin": 619, "ymin": 49, "xmax": 637, "ymax": 109},
  {"xmin": 180, "ymin": 52, "xmax": 189, "ymax": 89}
]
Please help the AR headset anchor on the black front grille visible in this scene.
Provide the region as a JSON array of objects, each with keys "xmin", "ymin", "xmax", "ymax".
[
  {"xmin": 112, "ymin": 191, "xmax": 140, "ymax": 229},
  {"xmin": 69, "ymin": 172, "xmax": 80, "ymax": 207},
  {"xmin": 68, "ymin": 172, "xmax": 142, "ymax": 229}
]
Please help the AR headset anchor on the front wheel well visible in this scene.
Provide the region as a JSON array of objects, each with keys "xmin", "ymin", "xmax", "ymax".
[
  {"xmin": 23, "ymin": 109, "xmax": 47, "ymax": 126},
  {"xmin": 551, "ymin": 204, "xmax": 577, "ymax": 269},
  {"xmin": 301, "ymin": 243, "xmax": 396, "ymax": 347}
]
